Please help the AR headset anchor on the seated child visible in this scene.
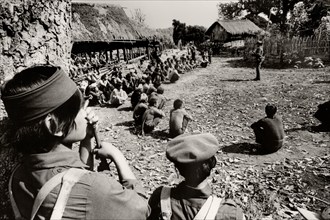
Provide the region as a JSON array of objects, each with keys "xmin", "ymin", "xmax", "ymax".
[
  {"xmin": 251, "ymin": 104, "xmax": 285, "ymax": 154},
  {"xmin": 200, "ymin": 57, "xmax": 209, "ymax": 68},
  {"xmin": 88, "ymin": 84, "xmax": 105, "ymax": 106},
  {"xmin": 133, "ymin": 93, "xmax": 148, "ymax": 126},
  {"xmin": 147, "ymin": 133, "xmax": 245, "ymax": 220},
  {"xmin": 313, "ymin": 100, "xmax": 330, "ymax": 131},
  {"xmin": 142, "ymin": 97, "xmax": 165, "ymax": 135},
  {"xmin": 149, "ymin": 86, "xmax": 166, "ymax": 110},
  {"xmin": 169, "ymin": 66, "xmax": 180, "ymax": 83},
  {"xmin": 109, "ymin": 82, "xmax": 128, "ymax": 106},
  {"xmin": 131, "ymin": 87, "xmax": 143, "ymax": 109},
  {"xmin": 169, "ymin": 99, "xmax": 193, "ymax": 138}
]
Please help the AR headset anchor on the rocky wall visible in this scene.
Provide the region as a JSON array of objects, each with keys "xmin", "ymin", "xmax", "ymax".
[
  {"xmin": 0, "ymin": 1, "xmax": 72, "ymax": 219},
  {"xmin": 0, "ymin": 0, "xmax": 72, "ymax": 81}
]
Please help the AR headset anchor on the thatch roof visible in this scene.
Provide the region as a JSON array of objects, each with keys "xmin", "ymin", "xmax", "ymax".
[
  {"xmin": 205, "ymin": 19, "xmax": 263, "ymax": 36},
  {"xmin": 71, "ymin": 3, "xmax": 157, "ymax": 42}
]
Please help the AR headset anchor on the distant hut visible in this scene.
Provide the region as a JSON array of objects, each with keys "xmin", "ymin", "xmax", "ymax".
[
  {"xmin": 205, "ymin": 19, "xmax": 263, "ymax": 43},
  {"xmin": 205, "ymin": 19, "xmax": 264, "ymax": 55}
]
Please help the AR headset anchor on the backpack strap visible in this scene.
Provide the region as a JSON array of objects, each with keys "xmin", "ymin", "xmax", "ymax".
[
  {"xmin": 30, "ymin": 168, "xmax": 88, "ymax": 220},
  {"xmin": 160, "ymin": 186, "xmax": 172, "ymax": 220},
  {"xmin": 50, "ymin": 168, "xmax": 88, "ymax": 220},
  {"xmin": 193, "ymin": 196, "xmax": 222, "ymax": 220},
  {"xmin": 8, "ymin": 164, "xmax": 25, "ymax": 220},
  {"xmin": 30, "ymin": 171, "xmax": 68, "ymax": 220}
]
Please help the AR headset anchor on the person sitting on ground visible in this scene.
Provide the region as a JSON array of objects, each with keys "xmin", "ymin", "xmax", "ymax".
[
  {"xmin": 131, "ymin": 87, "xmax": 143, "ymax": 110},
  {"xmin": 147, "ymin": 133, "xmax": 246, "ymax": 220},
  {"xmin": 169, "ymin": 99, "xmax": 193, "ymax": 138},
  {"xmin": 169, "ymin": 65, "xmax": 180, "ymax": 83},
  {"xmin": 144, "ymin": 64, "xmax": 153, "ymax": 76},
  {"xmin": 109, "ymin": 82, "xmax": 128, "ymax": 106},
  {"xmin": 88, "ymin": 84, "xmax": 105, "ymax": 106},
  {"xmin": 141, "ymin": 97, "xmax": 165, "ymax": 135},
  {"xmin": 313, "ymin": 100, "xmax": 330, "ymax": 131},
  {"xmin": 149, "ymin": 86, "xmax": 166, "ymax": 110},
  {"xmin": 133, "ymin": 93, "xmax": 148, "ymax": 126},
  {"xmin": 122, "ymin": 73, "xmax": 135, "ymax": 95},
  {"xmin": 85, "ymin": 70, "xmax": 98, "ymax": 84},
  {"xmin": 200, "ymin": 57, "xmax": 209, "ymax": 68},
  {"xmin": 98, "ymin": 74, "xmax": 113, "ymax": 101},
  {"xmin": 147, "ymin": 84, "xmax": 157, "ymax": 97},
  {"xmin": 251, "ymin": 104, "xmax": 285, "ymax": 154},
  {"xmin": 2, "ymin": 65, "xmax": 148, "ymax": 220},
  {"xmin": 143, "ymin": 77, "xmax": 151, "ymax": 94},
  {"xmin": 152, "ymin": 68, "xmax": 163, "ymax": 89}
]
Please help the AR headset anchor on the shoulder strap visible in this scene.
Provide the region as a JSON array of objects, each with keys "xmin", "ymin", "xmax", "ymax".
[
  {"xmin": 50, "ymin": 168, "xmax": 88, "ymax": 220},
  {"xmin": 160, "ymin": 186, "xmax": 172, "ymax": 220},
  {"xmin": 193, "ymin": 196, "xmax": 222, "ymax": 220},
  {"xmin": 8, "ymin": 164, "xmax": 25, "ymax": 220},
  {"xmin": 30, "ymin": 171, "xmax": 68, "ymax": 220}
]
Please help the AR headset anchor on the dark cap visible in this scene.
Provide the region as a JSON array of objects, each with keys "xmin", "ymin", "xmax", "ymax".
[{"xmin": 166, "ymin": 133, "xmax": 219, "ymax": 164}]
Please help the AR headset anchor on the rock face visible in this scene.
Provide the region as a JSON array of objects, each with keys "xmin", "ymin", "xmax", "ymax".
[
  {"xmin": 0, "ymin": 0, "xmax": 72, "ymax": 81},
  {"xmin": 0, "ymin": 1, "xmax": 72, "ymax": 219}
]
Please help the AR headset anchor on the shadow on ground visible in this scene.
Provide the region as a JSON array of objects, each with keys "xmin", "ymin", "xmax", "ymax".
[
  {"xmin": 115, "ymin": 120, "xmax": 135, "ymax": 127},
  {"xmin": 149, "ymin": 129, "xmax": 169, "ymax": 140},
  {"xmin": 219, "ymin": 79, "xmax": 253, "ymax": 82},
  {"xmin": 223, "ymin": 57, "xmax": 288, "ymax": 69},
  {"xmin": 117, "ymin": 106, "xmax": 132, "ymax": 112},
  {"xmin": 285, "ymin": 124, "xmax": 330, "ymax": 133},
  {"xmin": 313, "ymin": 80, "xmax": 330, "ymax": 84},
  {"xmin": 221, "ymin": 142, "xmax": 273, "ymax": 155}
]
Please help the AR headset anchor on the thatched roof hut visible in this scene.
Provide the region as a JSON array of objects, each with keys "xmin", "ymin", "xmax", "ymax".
[
  {"xmin": 205, "ymin": 19, "xmax": 263, "ymax": 42},
  {"xmin": 71, "ymin": 3, "xmax": 157, "ymax": 42}
]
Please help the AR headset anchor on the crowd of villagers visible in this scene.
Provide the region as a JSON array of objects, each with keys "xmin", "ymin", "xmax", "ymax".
[{"xmin": 67, "ymin": 45, "xmax": 209, "ymax": 135}]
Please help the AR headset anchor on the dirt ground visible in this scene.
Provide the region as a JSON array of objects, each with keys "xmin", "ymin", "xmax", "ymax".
[
  {"xmin": 0, "ymin": 56, "xmax": 329, "ymax": 219},
  {"xmin": 93, "ymin": 56, "xmax": 329, "ymax": 219}
]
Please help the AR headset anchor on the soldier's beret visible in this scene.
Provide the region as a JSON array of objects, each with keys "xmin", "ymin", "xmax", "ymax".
[{"xmin": 166, "ymin": 133, "xmax": 219, "ymax": 164}]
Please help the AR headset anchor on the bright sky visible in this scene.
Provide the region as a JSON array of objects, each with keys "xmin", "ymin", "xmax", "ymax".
[{"xmin": 72, "ymin": 0, "xmax": 236, "ymax": 29}]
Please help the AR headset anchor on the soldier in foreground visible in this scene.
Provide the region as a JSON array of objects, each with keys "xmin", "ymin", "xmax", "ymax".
[
  {"xmin": 147, "ymin": 133, "xmax": 245, "ymax": 220},
  {"xmin": 3, "ymin": 65, "xmax": 148, "ymax": 219}
]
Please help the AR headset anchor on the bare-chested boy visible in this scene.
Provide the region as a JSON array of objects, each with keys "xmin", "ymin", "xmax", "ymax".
[{"xmin": 169, "ymin": 99, "xmax": 193, "ymax": 138}]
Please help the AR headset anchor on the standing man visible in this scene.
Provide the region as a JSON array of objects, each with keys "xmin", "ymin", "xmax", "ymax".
[
  {"xmin": 253, "ymin": 40, "xmax": 264, "ymax": 81},
  {"xmin": 208, "ymin": 47, "xmax": 213, "ymax": 64}
]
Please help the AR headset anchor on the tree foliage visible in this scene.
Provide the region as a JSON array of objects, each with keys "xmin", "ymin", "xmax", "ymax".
[
  {"xmin": 131, "ymin": 8, "xmax": 146, "ymax": 25},
  {"xmin": 172, "ymin": 19, "xmax": 186, "ymax": 45},
  {"xmin": 172, "ymin": 19, "xmax": 207, "ymax": 46},
  {"xmin": 217, "ymin": 0, "xmax": 329, "ymax": 36},
  {"xmin": 184, "ymin": 25, "xmax": 207, "ymax": 45}
]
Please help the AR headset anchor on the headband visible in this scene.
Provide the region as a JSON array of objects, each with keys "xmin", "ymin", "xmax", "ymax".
[{"xmin": 1, "ymin": 67, "xmax": 78, "ymax": 124}]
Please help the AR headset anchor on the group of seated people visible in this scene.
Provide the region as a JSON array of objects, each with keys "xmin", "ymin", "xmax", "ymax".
[{"xmin": 70, "ymin": 51, "xmax": 202, "ymax": 109}]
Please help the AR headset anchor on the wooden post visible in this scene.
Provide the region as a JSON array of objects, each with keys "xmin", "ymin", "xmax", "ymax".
[
  {"xmin": 117, "ymin": 49, "xmax": 120, "ymax": 61},
  {"xmin": 123, "ymin": 48, "xmax": 127, "ymax": 61},
  {"xmin": 105, "ymin": 51, "xmax": 109, "ymax": 63},
  {"xmin": 146, "ymin": 46, "xmax": 150, "ymax": 60},
  {"xmin": 110, "ymin": 50, "xmax": 113, "ymax": 61}
]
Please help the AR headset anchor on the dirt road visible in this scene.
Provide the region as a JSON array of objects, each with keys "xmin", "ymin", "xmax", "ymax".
[{"xmin": 92, "ymin": 57, "xmax": 329, "ymax": 219}]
